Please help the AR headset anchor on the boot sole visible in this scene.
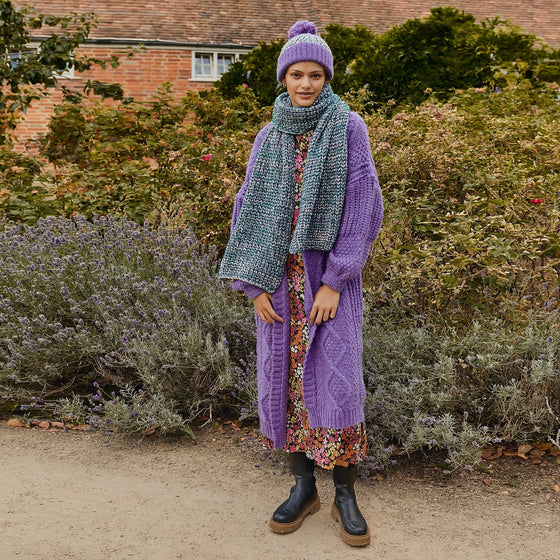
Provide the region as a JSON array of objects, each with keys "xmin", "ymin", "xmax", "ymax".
[
  {"xmin": 269, "ymin": 494, "xmax": 321, "ymax": 534},
  {"xmin": 331, "ymin": 502, "xmax": 370, "ymax": 546}
]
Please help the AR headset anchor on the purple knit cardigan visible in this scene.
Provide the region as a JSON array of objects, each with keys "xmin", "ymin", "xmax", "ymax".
[{"xmin": 230, "ymin": 112, "xmax": 383, "ymax": 449}]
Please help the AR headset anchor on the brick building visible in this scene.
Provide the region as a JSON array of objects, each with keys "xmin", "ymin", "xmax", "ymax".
[{"xmin": 10, "ymin": 0, "xmax": 560, "ymax": 149}]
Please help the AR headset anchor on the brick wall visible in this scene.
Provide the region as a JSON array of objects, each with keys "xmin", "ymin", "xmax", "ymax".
[{"xmin": 12, "ymin": 45, "xmax": 213, "ymax": 152}]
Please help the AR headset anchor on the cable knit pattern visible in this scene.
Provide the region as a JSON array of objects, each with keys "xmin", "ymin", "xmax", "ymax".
[
  {"xmin": 218, "ymin": 85, "xmax": 349, "ymax": 293},
  {"xmin": 227, "ymin": 112, "xmax": 383, "ymax": 448}
]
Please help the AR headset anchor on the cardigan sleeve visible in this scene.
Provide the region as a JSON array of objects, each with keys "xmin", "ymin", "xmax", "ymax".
[
  {"xmin": 228, "ymin": 124, "xmax": 272, "ymax": 300},
  {"xmin": 320, "ymin": 112, "xmax": 383, "ymax": 294}
]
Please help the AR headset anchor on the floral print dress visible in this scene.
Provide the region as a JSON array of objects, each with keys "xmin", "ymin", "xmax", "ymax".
[{"xmin": 263, "ymin": 131, "xmax": 367, "ymax": 469}]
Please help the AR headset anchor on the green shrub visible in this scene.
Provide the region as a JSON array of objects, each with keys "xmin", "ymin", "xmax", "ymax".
[
  {"xmin": 0, "ymin": 147, "xmax": 53, "ymax": 222},
  {"xmin": 217, "ymin": 8, "xmax": 560, "ymax": 110},
  {"xmin": 365, "ymin": 80, "xmax": 560, "ymax": 321},
  {"xmin": 36, "ymin": 84, "xmax": 270, "ymax": 247},
  {"xmin": 363, "ymin": 305, "xmax": 560, "ymax": 470},
  {"xmin": 352, "ymin": 7, "xmax": 560, "ymax": 108}
]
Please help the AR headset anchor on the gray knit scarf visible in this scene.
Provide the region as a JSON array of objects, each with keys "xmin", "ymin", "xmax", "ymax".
[{"xmin": 219, "ymin": 84, "xmax": 349, "ymax": 293}]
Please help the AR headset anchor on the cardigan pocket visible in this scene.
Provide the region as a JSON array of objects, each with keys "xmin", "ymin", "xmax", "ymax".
[{"xmin": 309, "ymin": 290, "xmax": 363, "ymax": 412}]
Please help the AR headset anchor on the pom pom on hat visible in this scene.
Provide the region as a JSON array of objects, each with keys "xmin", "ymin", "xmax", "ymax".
[
  {"xmin": 288, "ymin": 20, "xmax": 317, "ymax": 38},
  {"xmin": 277, "ymin": 20, "xmax": 333, "ymax": 82}
]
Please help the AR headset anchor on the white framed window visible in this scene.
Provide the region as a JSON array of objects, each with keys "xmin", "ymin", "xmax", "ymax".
[
  {"xmin": 9, "ymin": 49, "xmax": 35, "ymax": 70},
  {"xmin": 8, "ymin": 47, "xmax": 75, "ymax": 79},
  {"xmin": 9, "ymin": 51, "xmax": 23, "ymax": 69},
  {"xmin": 217, "ymin": 53, "xmax": 235, "ymax": 75},
  {"xmin": 56, "ymin": 63, "xmax": 75, "ymax": 80},
  {"xmin": 191, "ymin": 49, "xmax": 246, "ymax": 81}
]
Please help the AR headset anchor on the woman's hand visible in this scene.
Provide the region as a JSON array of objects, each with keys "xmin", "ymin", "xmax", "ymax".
[
  {"xmin": 253, "ymin": 292, "xmax": 284, "ymax": 324},
  {"xmin": 310, "ymin": 284, "xmax": 340, "ymax": 326}
]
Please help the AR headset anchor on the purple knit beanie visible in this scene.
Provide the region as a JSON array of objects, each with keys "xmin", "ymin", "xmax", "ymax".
[{"xmin": 276, "ymin": 21, "xmax": 333, "ymax": 82}]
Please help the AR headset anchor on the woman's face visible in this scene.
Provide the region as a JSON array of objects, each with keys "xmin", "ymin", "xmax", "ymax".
[{"xmin": 283, "ymin": 61, "xmax": 327, "ymax": 107}]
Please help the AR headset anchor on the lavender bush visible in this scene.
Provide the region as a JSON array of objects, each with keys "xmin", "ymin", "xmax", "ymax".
[
  {"xmin": 0, "ymin": 215, "xmax": 256, "ymax": 432},
  {"xmin": 1, "ymin": 215, "xmax": 558, "ymax": 469},
  {"xmin": 362, "ymin": 303, "xmax": 560, "ymax": 470}
]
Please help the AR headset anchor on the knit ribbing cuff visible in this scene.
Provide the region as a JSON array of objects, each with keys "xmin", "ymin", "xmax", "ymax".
[
  {"xmin": 320, "ymin": 268, "xmax": 348, "ymax": 294},
  {"xmin": 232, "ymin": 279, "xmax": 265, "ymax": 300}
]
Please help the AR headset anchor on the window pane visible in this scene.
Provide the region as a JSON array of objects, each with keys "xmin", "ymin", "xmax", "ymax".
[
  {"xmin": 10, "ymin": 53, "xmax": 19, "ymax": 69},
  {"xmin": 217, "ymin": 54, "xmax": 234, "ymax": 76},
  {"xmin": 195, "ymin": 53, "xmax": 213, "ymax": 77}
]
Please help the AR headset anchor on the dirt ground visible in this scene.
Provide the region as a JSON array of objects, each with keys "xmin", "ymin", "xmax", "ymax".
[{"xmin": 1, "ymin": 422, "xmax": 559, "ymax": 560}]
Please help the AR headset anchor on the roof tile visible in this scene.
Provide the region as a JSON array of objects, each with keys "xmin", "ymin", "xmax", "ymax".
[{"xmin": 11, "ymin": 1, "xmax": 560, "ymax": 48}]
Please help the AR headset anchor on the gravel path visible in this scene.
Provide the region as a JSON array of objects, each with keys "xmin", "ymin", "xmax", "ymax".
[{"xmin": 1, "ymin": 424, "xmax": 559, "ymax": 560}]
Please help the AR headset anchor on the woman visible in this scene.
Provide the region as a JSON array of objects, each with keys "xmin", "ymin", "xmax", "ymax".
[{"xmin": 219, "ymin": 20, "xmax": 383, "ymax": 547}]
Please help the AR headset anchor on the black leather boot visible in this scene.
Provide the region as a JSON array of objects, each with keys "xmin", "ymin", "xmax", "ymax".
[
  {"xmin": 269, "ymin": 452, "xmax": 320, "ymax": 534},
  {"xmin": 331, "ymin": 464, "xmax": 370, "ymax": 546}
]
